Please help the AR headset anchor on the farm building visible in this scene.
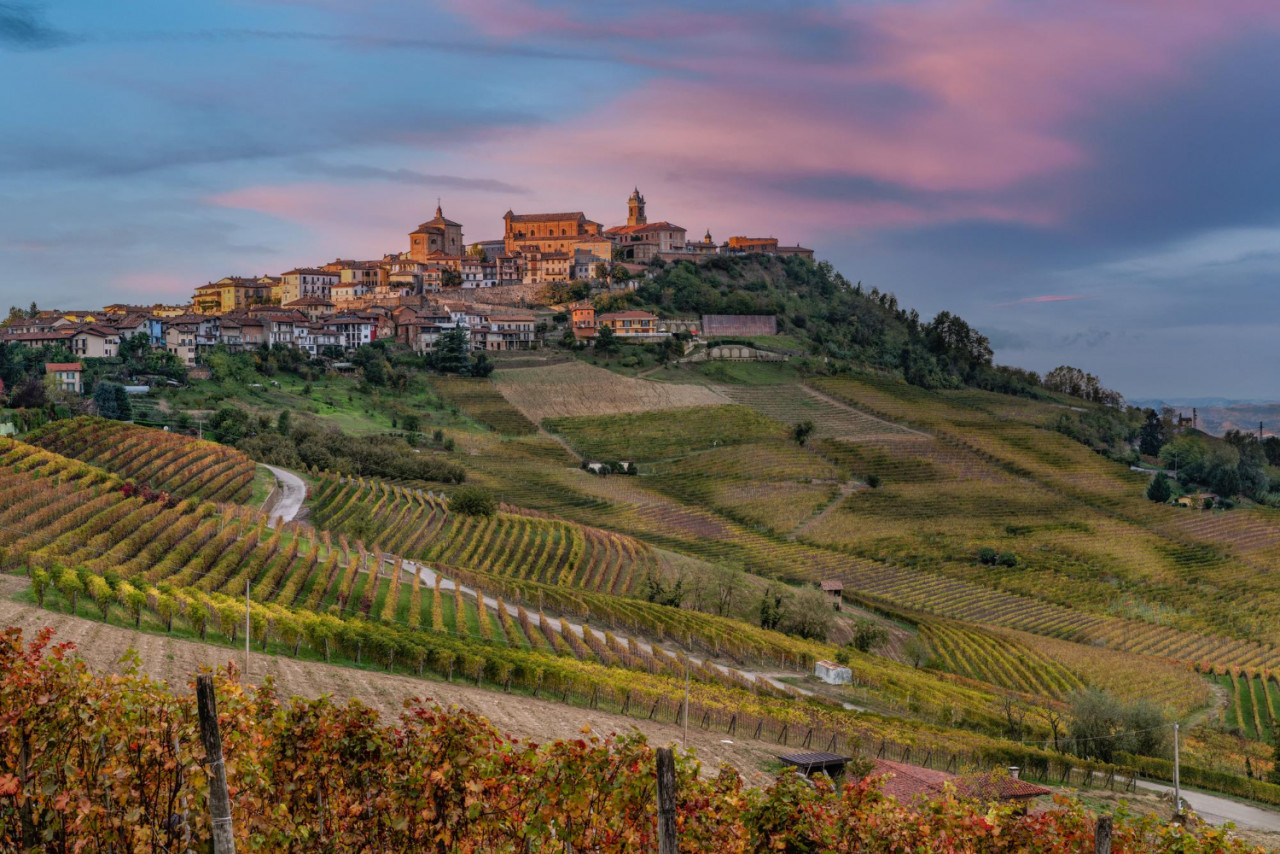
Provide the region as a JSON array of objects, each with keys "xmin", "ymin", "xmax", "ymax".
[
  {"xmin": 862, "ymin": 759, "xmax": 1050, "ymax": 807},
  {"xmin": 701, "ymin": 314, "xmax": 777, "ymax": 337},
  {"xmin": 814, "ymin": 659, "xmax": 852, "ymax": 685},
  {"xmin": 820, "ymin": 579, "xmax": 843, "ymax": 610},
  {"xmin": 778, "ymin": 752, "xmax": 852, "ymax": 779}
]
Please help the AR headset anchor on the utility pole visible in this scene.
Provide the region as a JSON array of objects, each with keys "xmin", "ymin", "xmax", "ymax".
[
  {"xmin": 196, "ymin": 675, "xmax": 236, "ymax": 854},
  {"xmin": 683, "ymin": 667, "xmax": 690, "ymax": 748},
  {"xmin": 244, "ymin": 579, "xmax": 251, "ymax": 681},
  {"xmin": 1173, "ymin": 722, "xmax": 1182, "ymax": 818}
]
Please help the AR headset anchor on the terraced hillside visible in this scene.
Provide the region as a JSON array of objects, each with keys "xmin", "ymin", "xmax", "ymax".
[
  {"xmin": 25, "ymin": 416, "xmax": 255, "ymax": 502},
  {"xmin": 720, "ymin": 382, "xmax": 919, "ymax": 440},
  {"xmin": 5, "ymin": 436, "xmax": 1114, "ymax": 764},
  {"xmin": 308, "ymin": 474, "xmax": 658, "ymax": 595}
]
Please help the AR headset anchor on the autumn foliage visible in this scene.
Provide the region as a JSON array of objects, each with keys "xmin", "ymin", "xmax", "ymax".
[{"xmin": 0, "ymin": 627, "xmax": 1260, "ymax": 853}]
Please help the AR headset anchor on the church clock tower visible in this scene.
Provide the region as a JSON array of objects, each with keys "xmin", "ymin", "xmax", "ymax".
[{"xmin": 627, "ymin": 187, "xmax": 646, "ymax": 227}]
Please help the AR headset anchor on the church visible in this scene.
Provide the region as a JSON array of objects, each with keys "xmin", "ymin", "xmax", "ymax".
[
  {"xmin": 604, "ymin": 188, "xmax": 687, "ymax": 262},
  {"xmin": 408, "ymin": 203, "xmax": 464, "ymax": 262}
]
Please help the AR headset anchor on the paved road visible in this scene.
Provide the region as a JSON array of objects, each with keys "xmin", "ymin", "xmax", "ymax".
[
  {"xmin": 1133, "ymin": 778, "xmax": 1280, "ymax": 832},
  {"xmin": 262, "ymin": 464, "xmax": 306, "ymax": 527},
  {"xmin": 396, "ymin": 557, "xmax": 810, "ymax": 696}
]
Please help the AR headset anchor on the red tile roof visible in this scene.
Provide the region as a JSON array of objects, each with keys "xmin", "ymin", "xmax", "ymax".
[
  {"xmin": 45, "ymin": 362, "xmax": 82, "ymax": 372},
  {"xmin": 867, "ymin": 760, "xmax": 1049, "ymax": 805}
]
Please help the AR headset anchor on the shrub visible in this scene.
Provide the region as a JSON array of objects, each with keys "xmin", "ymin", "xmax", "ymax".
[
  {"xmin": 978, "ymin": 547, "xmax": 997, "ymax": 565},
  {"xmin": 450, "ymin": 486, "xmax": 497, "ymax": 517},
  {"xmin": 849, "ymin": 619, "xmax": 888, "ymax": 653},
  {"xmin": 866, "ymin": 474, "xmax": 881, "ymax": 488},
  {"xmin": 996, "ymin": 552, "xmax": 1018, "ymax": 568}
]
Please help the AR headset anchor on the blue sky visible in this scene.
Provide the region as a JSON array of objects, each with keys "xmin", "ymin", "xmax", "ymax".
[{"xmin": 3, "ymin": 0, "xmax": 1279, "ymax": 398}]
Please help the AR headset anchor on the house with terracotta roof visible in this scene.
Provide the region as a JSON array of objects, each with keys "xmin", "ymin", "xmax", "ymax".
[
  {"xmin": 597, "ymin": 310, "xmax": 661, "ymax": 337},
  {"xmin": 69, "ymin": 324, "xmax": 120, "ymax": 359},
  {"xmin": 192, "ymin": 276, "xmax": 275, "ymax": 314},
  {"xmin": 282, "ymin": 297, "xmax": 336, "ymax": 322},
  {"xmin": 45, "ymin": 362, "xmax": 83, "ymax": 393}
]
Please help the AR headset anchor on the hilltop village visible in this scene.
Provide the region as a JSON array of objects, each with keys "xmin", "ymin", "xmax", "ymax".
[{"xmin": 0, "ymin": 190, "xmax": 812, "ymax": 374}]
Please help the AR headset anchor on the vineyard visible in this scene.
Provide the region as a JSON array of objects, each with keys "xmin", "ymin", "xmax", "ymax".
[
  {"xmin": 1213, "ymin": 669, "xmax": 1280, "ymax": 744},
  {"xmin": 2, "ymin": 433, "xmax": 1208, "ymax": 770},
  {"xmin": 427, "ymin": 375, "xmax": 539, "ymax": 435},
  {"xmin": 545, "ymin": 405, "xmax": 785, "ymax": 462},
  {"xmin": 3, "ymin": 629, "xmax": 1258, "ymax": 853},
  {"xmin": 922, "ymin": 621, "xmax": 1085, "ymax": 701},
  {"xmin": 308, "ymin": 473, "xmax": 655, "ymax": 595},
  {"xmin": 24, "ymin": 416, "xmax": 255, "ymax": 503}
]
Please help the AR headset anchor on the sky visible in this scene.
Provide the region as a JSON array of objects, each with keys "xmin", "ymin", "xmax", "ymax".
[{"xmin": 2, "ymin": 0, "xmax": 1278, "ymax": 398}]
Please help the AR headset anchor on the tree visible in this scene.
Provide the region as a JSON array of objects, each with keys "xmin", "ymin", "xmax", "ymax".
[
  {"xmin": 849, "ymin": 618, "xmax": 888, "ymax": 653},
  {"xmin": 450, "ymin": 486, "xmax": 497, "ymax": 517},
  {"xmin": 1145, "ymin": 472, "xmax": 1172, "ymax": 503},
  {"xmin": 595, "ymin": 325, "xmax": 617, "ymax": 355},
  {"xmin": 644, "ymin": 572, "xmax": 685, "ymax": 608},
  {"xmin": 441, "ymin": 268, "xmax": 463, "ymax": 289},
  {"xmin": 790, "ymin": 420, "xmax": 815, "ymax": 446},
  {"xmin": 710, "ymin": 563, "xmax": 744, "ymax": 617},
  {"xmin": 903, "ymin": 635, "xmax": 932, "ymax": 669},
  {"xmin": 434, "ymin": 327, "xmax": 472, "ymax": 375},
  {"xmin": 1269, "ymin": 738, "xmax": 1280, "ymax": 785},
  {"xmin": 93, "ymin": 381, "xmax": 130, "ymax": 421},
  {"xmin": 277, "ymin": 409, "xmax": 291, "ymax": 436},
  {"xmin": 758, "ymin": 585, "xmax": 784, "ymax": 631},
  {"xmin": 209, "ymin": 405, "xmax": 252, "ymax": 445},
  {"xmin": 1066, "ymin": 688, "xmax": 1167, "ymax": 763},
  {"xmin": 780, "ymin": 586, "xmax": 834, "ymax": 641},
  {"xmin": 467, "ymin": 352, "xmax": 494, "ymax": 378},
  {"xmin": 1138, "ymin": 408, "xmax": 1169, "ymax": 457}
]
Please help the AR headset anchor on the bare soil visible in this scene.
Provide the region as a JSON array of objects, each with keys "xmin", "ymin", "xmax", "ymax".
[
  {"xmin": 495, "ymin": 360, "xmax": 730, "ymax": 421},
  {"xmin": 0, "ymin": 580, "xmax": 780, "ymax": 785}
]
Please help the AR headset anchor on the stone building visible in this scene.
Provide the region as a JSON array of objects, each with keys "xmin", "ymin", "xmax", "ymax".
[
  {"xmin": 409, "ymin": 204, "xmax": 465, "ymax": 262},
  {"xmin": 502, "ymin": 209, "xmax": 604, "ymax": 255},
  {"xmin": 605, "ymin": 188, "xmax": 687, "ymax": 261}
]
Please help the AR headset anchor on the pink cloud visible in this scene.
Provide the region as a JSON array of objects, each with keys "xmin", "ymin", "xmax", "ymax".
[
  {"xmin": 439, "ymin": 0, "xmax": 1280, "ymax": 236},
  {"xmin": 996, "ymin": 294, "xmax": 1094, "ymax": 307}
]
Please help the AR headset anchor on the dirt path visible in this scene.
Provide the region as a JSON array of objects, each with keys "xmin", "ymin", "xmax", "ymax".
[
  {"xmin": 789, "ymin": 480, "xmax": 861, "ymax": 540},
  {"xmin": 799, "ymin": 385, "xmax": 929, "ymax": 438},
  {"xmin": 396, "ymin": 558, "xmax": 812, "ymax": 696},
  {"xmin": 0, "ymin": 587, "xmax": 783, "ymax": 785}
]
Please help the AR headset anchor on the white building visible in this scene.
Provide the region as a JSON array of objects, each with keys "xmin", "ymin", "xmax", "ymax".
[{"xmin": 814, "ymin": 660, "xmax": 852, "ymax": 686}]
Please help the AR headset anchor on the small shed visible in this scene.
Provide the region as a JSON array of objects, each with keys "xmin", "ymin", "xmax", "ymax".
[
  {"xmin": 814, "ymin": 659, "xmax": 852, "ymax": 685},
  {"xmin": 819, "ymin": 579, "xmax": 843, "ymax": 611},
  {"xmin": 778, "ymin": 752, "xmax": 852, "ymax": 780}
]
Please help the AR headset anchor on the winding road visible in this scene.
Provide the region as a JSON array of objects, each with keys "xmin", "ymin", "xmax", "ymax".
[
  {"xmin": 262, "ymin": 464, "xmax": 306, "ymax": 527},
  {"xmin": 1131, "ymin": 778, "xmax": 1280, "ymax": 832}
]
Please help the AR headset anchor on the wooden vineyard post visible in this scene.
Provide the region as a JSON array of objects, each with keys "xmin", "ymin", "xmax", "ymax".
[
  {"xmin": 656, "ymin": 747, "xmax": 677, "ymax": 854},
  {"xmin": 1094, "ymin": 814, "xmax": 1112, "ymax": 854},
  {"xmin": 196, "ymin": 675, "xmax": 236, "ymax": 854}
]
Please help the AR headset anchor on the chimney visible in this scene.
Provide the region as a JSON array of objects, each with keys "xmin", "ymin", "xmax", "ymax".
[{"xmin": 1008, "ymin": 766, "xmax": 1020, "ymax": 780}]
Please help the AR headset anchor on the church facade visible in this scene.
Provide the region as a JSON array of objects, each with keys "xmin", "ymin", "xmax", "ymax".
[
  {"xmin": 409, "ymin": 204, "xmax": 464, "ymax": 262},
  {"xmin": 604, "ymin": 188, "xmax": 687, "ymax": 262}
]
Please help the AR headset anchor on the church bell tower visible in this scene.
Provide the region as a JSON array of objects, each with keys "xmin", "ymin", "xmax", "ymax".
[{"xmin": 627, "ymin": 187, "xmax": 646, "ymax": 227}]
